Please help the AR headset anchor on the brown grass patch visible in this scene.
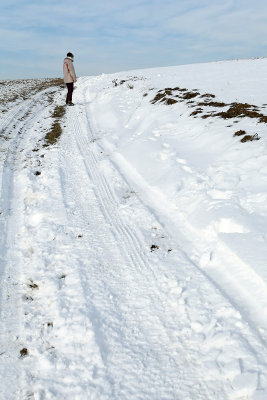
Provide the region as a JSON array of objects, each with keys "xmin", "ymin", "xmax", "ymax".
[
  {"xmin": 151, "ymin": 85, "xmax": 267, "ymax": 128},
  {"xmin": 198, "ymin": 101, "xmax": 267, "ymax": 125},
  {"xmin": 190, "ymin": 109, "xmax": 203, "ymax": 116},
  {"xmin": 233, "ymin": 130, "xmax": 260, "ymax": 142},
  {"xmin": 44, "ymin": 122, "xmax": 62, "ymax": 147},
  {"xmin": 200, "ymin": 93, "xmax": 216, "ymax": 99},
  {"xmin": 165, "ymin": 98, "xmax": 178, "ymax": 105},
  {"xmin": 20, "ymin": 348, "xmax": 28, "ymax": 358},
  {"xmin": 214, "ymin": 103, "xmax": 260, "ymax": 119},
  {"xmin": 183, "ymin": 91, "xmax": 200, "ymax": 100},
  {"xmin": 233, "ymin": 130, "xmax": 246, "ymax": 137},
  {"xmin": 201, "ymin": 114, "xmax": 212, "ymax": 119},
  {"xmin": 150, "ymin": 244, "xmax": 159, "ymax": 252},
  {"xmin": 43, "ymin": 104, "xmax": 66, "ymax": 147},
  {"xmin": 240, "ymin": 134, "xmax": 260, "ymax": 142},
  {"xmin": 198, "ymin": 101, "xmax": 227, "ymax": 108},
  {"xmin": 52, "ymin": 105, "xmax": 65, "ymax": 119},
  {"xmin": 28, "ymin": 280, "xmax": 39, "ymax": 289},
  {"xmin": 151, "ymin": 87, "xmax": 201, "ymax": 105},
  {"xmin": 151, "ymin": 90, "xmax": 170, "ymax": 104}
]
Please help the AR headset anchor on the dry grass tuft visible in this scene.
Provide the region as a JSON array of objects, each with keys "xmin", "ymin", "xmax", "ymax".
[
  {"xmin": 44, "ymin": 122, "xmax": 62, "ymax": 147},
  {"xmin": 182, "ymin": 91, "xmax": 200, "ymax": 100},
  {"xmin": 190, "ymin": 109, "xmax": 203, "ymax": 116},
  {"xmin": 198, "ymin": 101, "xmax": 227, "ymax": 108},
  {"xmin": 233, "ymin": 130, "xmax": 246, "ymax": 137},
  {"xmin": 150, "ymin": 85, "xmax": 267, "ymax": 128},
  {"xmin": 52, "ymin": 105, "xmax": 65, "ymax": 119},
  {"xmin": 240, "ymin": 134, "xmax": 260, "ymax": 142},
  {"xmin": 200, "ymin": 93, "xmax": 216, "ymax": 99},
  {"xmin": 165, "ymin": 98, "xmax": 178, "ymax": 105},
  {"xmin": 150, "ymin": 244, "xmax": 159, "ymax": 252},
  {"xmin": 43, "ymin": 103, "xmax": 66, "ymax": 147},
  {"xmin": 214, "ymin": 103, "xmax": 260, "ymax": 119},
  {"xmin": 20, "ymin": 348, "xmax": 28, "ymax": 358}
]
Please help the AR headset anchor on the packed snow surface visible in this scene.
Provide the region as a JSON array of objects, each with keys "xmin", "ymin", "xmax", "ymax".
[{"xmin": 1, "ymin": 58, "xmax": 267, "ymax": 399}]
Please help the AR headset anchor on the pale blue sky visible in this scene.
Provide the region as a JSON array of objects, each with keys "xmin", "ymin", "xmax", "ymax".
[{"xmin": 1, "ymin": 0, "xmax": 266, "ymax": 79}]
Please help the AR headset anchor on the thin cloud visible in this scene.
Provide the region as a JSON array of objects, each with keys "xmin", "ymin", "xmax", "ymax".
[{"xmin": 1, "ymin": 0, "xmax": 267, "ymax": 79}]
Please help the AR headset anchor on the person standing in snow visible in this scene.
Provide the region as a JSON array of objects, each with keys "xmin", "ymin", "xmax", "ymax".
[{"xmin": 63, "ymin": 52, "xmax": 77, "ymax": 106}]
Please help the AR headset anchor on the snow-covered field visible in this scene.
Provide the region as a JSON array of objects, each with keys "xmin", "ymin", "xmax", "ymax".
[{"xmin": 1, "ymin": 58, "xmax": 267, "ymax": 399}]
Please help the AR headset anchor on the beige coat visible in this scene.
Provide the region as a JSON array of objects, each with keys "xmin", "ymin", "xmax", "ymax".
[{"xmin": 63, "ymin": 57, "xmax": 77, "ymax": 83}]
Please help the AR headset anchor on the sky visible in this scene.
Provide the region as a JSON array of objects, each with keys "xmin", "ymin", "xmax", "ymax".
[{"xmin": 0, "ymin": 0, "xmax": 267, "ymax": 79}]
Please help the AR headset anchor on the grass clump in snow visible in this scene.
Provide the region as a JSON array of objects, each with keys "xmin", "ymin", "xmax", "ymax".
[
  {"xmin": 182, "ymin": 91, "xmax": 200, "ymax": 100},
  {"xmin": 44, "ymin": 122, "xmax": 62, "ymax": 147},
  {"xmin": 200, "ymin": 101, "xmax": 267, "ymax": 124},
  {"xmin": 112, "ymin": 76, "xmax": 145, "ymax": 88},
  {"xmin": 190, "ymin": 108, "xmax": 203, "ymax": 116},
  {"xmin": 240, "ymin": 133, "xmax": 260, "ymax": 142},
  {"xmin": 43, "ymin": 105, "xmax": 66, "ymax": 147},
  {"xmin": 20, "ymin": 348, "xmax": 28, "ymax": 358},
  {"xmin": 165, "ymin": 98, "xmax": 178, "ymax": 105},
  {"xmin": 151, "ymin": 85, "xmax": 267, "ymax": 126},
  {"xmin": 198, "ymin": 101, "xmax": 227, "ymax": 107},
  {"xmin": 234, "ymin": 129, "xmax": 246, "ymax": 137},
  {"xmin": 150, "ymin": 244, "xmax": 159, "ymax": 252},
  {"xmin": 151, "ymin": 89, "xmax": 179, "ymax": 105},
  {"xmin": 214, "ymin": 103, "xmax": 260, "ymax": 119},
  {"xmin": 200, "ymin": 93, "xmax": 216, "ymax": 99},
  {"xmin": 233, "ymin": 130, "xmax": 260, "ymax": 142},
  {"xmin": 151, "ymin": 87, "xmax": 200, "ymax": 105},
  {"xmin": 52, "ymin": 105, "xmax": 65, "ymax": 119},
  {"xmin": 28, "ymin": 279, "xmax": 39, "ymax": 289}
]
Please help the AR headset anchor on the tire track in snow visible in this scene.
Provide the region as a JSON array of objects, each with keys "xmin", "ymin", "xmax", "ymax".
[
  {"xmin": 82, "ymin": 79, "xmax": 267, "ymax": 339},
  {"xmin": 57, "ymin": 81, "xmax": 267, "ymax": 399},
  {"xmin": 82, "ymin": 77, "xmax": 267, "ymax": 344},
  {"xmin": 0, "ymin": 100, "xmax": 33, "ymax": 137},
  {"xmin": 101, "ymin": 133, "xmax": 267, "ymax": 344},
  {"xmin": 0, "ymin": 92, "xmax": 55, "ymax": 399},
  {"xmin": 19, "ymin": 98, "xmax": 112, "ymax": 398},
  {"xmin": 60, "ymin": 105, "xmax": 224, "ymax": 399},
  {"xmin": 0, "ymin": 89, "xmax": 102, "ymax": 400},
  {"xmin": 0, "ymin": 92, "xmax": 49, "ymax": 291},
  {"xmin": 65, "ymin": 78, "xmax": 267, "ymax": 399}
]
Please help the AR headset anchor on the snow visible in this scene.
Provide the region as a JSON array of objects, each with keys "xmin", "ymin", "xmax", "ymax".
[{"xmin": 1, "ymin": 58, "xmax": 267, "ymax": 399}]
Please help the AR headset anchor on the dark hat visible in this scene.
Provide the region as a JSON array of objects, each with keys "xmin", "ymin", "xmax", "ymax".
[{"xmin": 67, "ymin": 52, "xmax": 74, "ymax": 58}]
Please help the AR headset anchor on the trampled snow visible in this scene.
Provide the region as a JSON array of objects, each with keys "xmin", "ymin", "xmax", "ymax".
[{"xmin": 1, "ymin": 58, "xmax": 267, "ymax": 399}]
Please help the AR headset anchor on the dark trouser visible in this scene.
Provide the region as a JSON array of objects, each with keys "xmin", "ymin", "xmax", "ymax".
[{"xmin": 66, "ymin": 82, "xmax": 74, "ymax": 104}]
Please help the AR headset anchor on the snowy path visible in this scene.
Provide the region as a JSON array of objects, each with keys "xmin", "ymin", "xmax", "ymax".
[{"xmin": 1, "ymin": 64, "xmax": 267, "ymax": 399}]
